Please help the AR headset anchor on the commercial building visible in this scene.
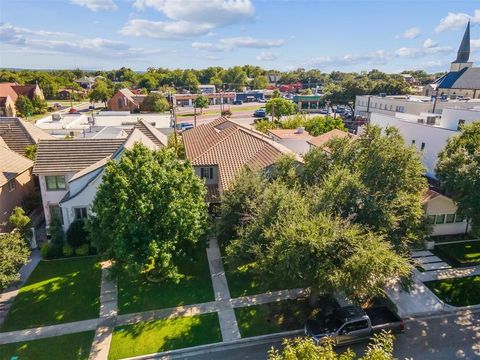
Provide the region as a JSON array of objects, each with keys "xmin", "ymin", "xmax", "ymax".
[{"xmin": 173, "ymin": 93, "xmax": 235, "ymax": 107}]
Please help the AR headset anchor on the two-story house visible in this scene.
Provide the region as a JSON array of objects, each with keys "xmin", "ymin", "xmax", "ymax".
[
  {"xmin": 33, "ymin": 119, "xmax": 167, "ymax": 232},
  {"xmin": 183, "ymin": 117, "xmax": 301, "ymax": 206}
]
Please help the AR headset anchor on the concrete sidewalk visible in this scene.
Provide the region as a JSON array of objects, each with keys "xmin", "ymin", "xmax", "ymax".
[
  {"xmin": 206, "ymin": 237, "xmax": 240, "ymax": 342},
  {"xmin": 417, "ymin": 265, "xmax": 480, "ymax": 282},
  {"xmin": 386, "ymin": 277, "xmax": 445, "ymax": 317}
]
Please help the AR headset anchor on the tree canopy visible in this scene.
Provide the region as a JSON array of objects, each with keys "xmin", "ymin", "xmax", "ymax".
[
  {"xmin": 0, "ymin": 232, "xmax": 30, "ymax": 289},
  {"xmin": 140, "ymin": 93, "xmax": 169, "ymax": 112},
  {"xmin": 266, "ymin": 98, "xmax": 297, "ymax": 121},
  {"xmin": 88, "ymin": 143, "xmax": 209, "ymax": 281},
  {"xmin": 436, "ymin": 122, "xmax": 480, "ymax": 232},
  {"xmin": 268, "ymin": 331, "xmax": 394, "ymax": 360},
  {"xmin": 194, "ymin": 95, "xmax": 209, "ymax": 113}
]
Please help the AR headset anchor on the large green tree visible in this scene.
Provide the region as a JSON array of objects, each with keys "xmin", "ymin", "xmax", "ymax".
[
  {"xmin": 89, "ymin": 144, "xmax": 209, "ymax": 280},
  {"xmin": 0, "ymin": 232, "xmax": 30, "ymax": 289},
  {"xmin": 266, "ymin": 98, "xmax": 297, "ymax": 121},
  {"xmin": 268, "ymin": 331, "xmax": 394, "ymax": 360},
  {"xmin": 225, "ymin": 181, "xmax": 411, "ymax": 304},
  {"xmin": 141, "ymin": 93, "xmax": 169, "ymax": 112},
  {"xmin": 15, "ymin": 96, "xmax": 34, "ymax": 118},
  {"xmin": 436, "ymin": 122, "xmax": 480, "ymax": 232},
  {"xmin": 304, "ymin": 125, "xmax": 428, "ymax": 250},
  {"xmin": 194, "ymin": 95, "xmax": 209, "ymax": 113},
  {"xmin": 89, "ymin": 80, "xmax": 112, "ymax": 106}
]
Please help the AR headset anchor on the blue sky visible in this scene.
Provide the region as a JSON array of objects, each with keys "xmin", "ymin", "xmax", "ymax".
[{"xmin": 1, "ymin": 0, "xmax": 479, "ymax": 73}]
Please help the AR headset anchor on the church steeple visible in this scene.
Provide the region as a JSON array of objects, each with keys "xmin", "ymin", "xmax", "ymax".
[{"xmin": 453, "ymin": 21, "xmax": 470, "ymax": 64}]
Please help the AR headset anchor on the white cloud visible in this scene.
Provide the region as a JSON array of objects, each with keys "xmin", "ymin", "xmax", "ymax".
[
  {"xmin": 472, "ymin": 39, "xmax": 480, "ymax": 50},
  {"xmin": 434, "ymin": 9, "xmax": 480, "ymax": 32},
  {"xmin": 423, "ymin": 38, "xmax": 437, "ymax": 49},
  {"xmin": 394, "ymin": 45, "xmax": 452, "ymax": 58},
  {"xmin": 0, "ymin": 22, "xmax": 160, "ymax": 59},
  {"xmin": 70, "ymin": 0, "xmax": 117, "ymax": 11},
  {"xmin": 308, "ymin": 50, "xmax": 389, "ymax": 68},
  {"xmin": 192, "ymin": 36, "xmax": 285, "ymax": 52},
  {"xmin": 127, "ymin": 0, "xmax": 254, "ymax": 39},
  {"xmin": 396, "ymin": 27, "xmax": 421, "ymax": 39},
  {"xmin": 256, "ymin": 52, "xmax": 278, "ymax": 61},
  {"xmin": 120, "ymin": 19, "xmax": 212, "ymax": 39}
]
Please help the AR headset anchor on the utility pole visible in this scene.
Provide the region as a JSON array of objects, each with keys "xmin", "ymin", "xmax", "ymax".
[
  {"xmin": 194, "ymin": 105, "xmax": 197, "ymax": 128},
  {"xmin": 169, "ymin": 90, "xmax": 178, "ymax": 155}
]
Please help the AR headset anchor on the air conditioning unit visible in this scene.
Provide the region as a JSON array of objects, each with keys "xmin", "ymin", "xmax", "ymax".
[
  {"xmin": 426, "ymin": 116, "xmax": 437, "ymax": 125},
  {"xmin": 417, "ymin": 118, "xmax": 424, "ymax": 123}
]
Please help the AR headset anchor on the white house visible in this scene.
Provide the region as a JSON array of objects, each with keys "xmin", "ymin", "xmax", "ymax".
[
  {"xmin": 33, "ymin": 119, "xmax": 167, "ymax": 232},
  {"xmin": 369, "ymin": 106, "xmax": 480, "ymax": 178},
  {"xmin": 424, "ymin": 190, "xmax": 470, "ymax": 236}
]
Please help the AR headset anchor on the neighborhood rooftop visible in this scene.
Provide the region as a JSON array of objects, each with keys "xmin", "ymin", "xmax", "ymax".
[
  {"xmin": 0, "ymin": 145, "xmax": 33, "ymax": 186},
  {"xmin": 0, "ymin": 117, "xmax": 54, "ymax": 156},
  {"xmin": 33, "ymin": 138, "xmax": 125, "ymax": 174}
]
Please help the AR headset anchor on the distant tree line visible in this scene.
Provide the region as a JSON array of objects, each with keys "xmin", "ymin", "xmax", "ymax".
[{"xmin": 0, "ymin": 67, "xmax": 444, "ymax": 101}]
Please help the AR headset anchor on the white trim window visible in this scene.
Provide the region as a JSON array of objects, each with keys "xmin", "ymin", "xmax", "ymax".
[
  {"xmin": 46, "ymin": 175, "xmax": 66, "ymax": 191},
  {"xmin": 7, "ymin": 178, "xmax": 16, "ymax": 192}
]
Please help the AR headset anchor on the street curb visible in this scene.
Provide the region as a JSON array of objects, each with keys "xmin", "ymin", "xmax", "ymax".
[{"xmin": 122, "ymin": 329, "xmax": 303, "ymax": 360}]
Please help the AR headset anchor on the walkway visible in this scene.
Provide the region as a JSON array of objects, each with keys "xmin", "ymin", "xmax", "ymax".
[
  {"xmin": 206, "ymin": 237, "xmax": 240, "ymax": 341},
  {"xmin": 0, "ymin": 250, "xmax": 41, "ymax": 327},
  {"xmin": 88, "ymin": 261, "xmax": 118, "ymax": 360}
]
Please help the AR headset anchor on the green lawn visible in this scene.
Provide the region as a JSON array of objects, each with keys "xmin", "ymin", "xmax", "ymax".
[
  {"xmin": 108, "ymin": 313, "xmax": 221, "ymax": 359},
  {"xmin": 433, "ymin": 241, "xmax": 480, "ymax": 267},
  {"xmin": 117, "ymin": 250, "xmax": 214, "ymax": 314},
  {"xmin": 235, "ymin": 299, "xmax": 316, "ymax": 338},
  {"xmin": 0, "ymin": 331, "xmax": 94, "ymax": 360},
  {"xmin": 426, "ymin": 276, "xmax": 480, "ymax": 307},
  {"xmin": 1, "ymin": 257, "xmax": 101, "ymax": 331}
]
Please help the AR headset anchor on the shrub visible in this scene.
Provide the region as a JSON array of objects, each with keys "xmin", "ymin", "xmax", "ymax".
[
  {"xmin": 221, "ymin": 109, "xmax": 232, "ymax": 117},
  {"xmin": 75, "ymin": 243, "xmax": 90, "ymax": 256},
  {"xmin": 0, "ymin": 232, "xmax": 30, "ymax": 289},
  {"xmin": 9, "ymin": 207, "xmax": 31, "ymax": 241},
  {"xmin": 254, "ymin": 119, "xmax": 277, "ymax": 133},
  {"xmin": 62, "ymin": 244, "xmax": 74, "ymax": 257},
  {"xmin": 66, "ymin": 220, "xmax": 87, "ymax": 248},
  {"xmin": 41, "ymin": 243, "xmax": 62, "ymax": 259},
  {"xmin": 49, "ymin": 217, "xmax": 64, "ymax": 246}
]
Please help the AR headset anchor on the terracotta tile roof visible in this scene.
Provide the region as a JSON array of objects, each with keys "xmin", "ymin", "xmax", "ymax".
[
  {"xmin": 33, "ymin": 138, "xmax": 125, "ymax": 174},
  {"xmin": 0, "ymin": 145, "xmax": 33, "ymax": 186},
  {"xmin": 268, "ymin": 128, "xmax": 313, "ymax": 140},
  {"xmin": 307, "ymin": 129, "xmax": 354, "ymax": 149},
  {"xmin": 0, "ymin": 117, "xmax": 54, "ymax": 156},
  {"xmin": 0, "ymin": 83, "xmax": 19, "ymax": 102},
  {"xmin": 184, "ymin": 117, "xmax": 298, "ymax": 192},
  {"xmin": 11, "ymin": 85, "xmax": 38, "ymax": 98}
]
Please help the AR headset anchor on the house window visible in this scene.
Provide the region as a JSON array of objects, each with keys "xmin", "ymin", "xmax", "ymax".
[
  {"xmin": 421, "ymin": 142, "xmax": 425, "ymax": 151},
  {"xmin": 457, "ymin": 119, "xmax": 466, "ymax": 130},
  {"xmin": 74, "ymin": 207, "xmax": 88, "ymax": 220},
  {"xmin": 455, "ymin": 214, "xmax": 465, "ymax": 223},
  {"xmin": 49, "ymin": 205, "xmax": 63, "ymax": 224},
  {"xmin": 446, "ymin": 214, "xmax": 455, "ymax": 223},
  {"xmin": 435, "ymin": 214, "xmax": 445, "ymax": 224},
  {"xmin": 427, "ymin": 215, "xmax": 436, "ymax": 225},
  {"xmin": 411, "ymin": 140, "xmax": 416, "ymax": 145},
  {"xmin": 7, "ymin": 179, "xmax": 16, "ymax": 191},
  {"xmin": 46, "ymin": 175, "xmax": 66, "ymax": 191},
  {"xmin": 200, "ymin": 167, "xmax": 214, "ymax": 180}
]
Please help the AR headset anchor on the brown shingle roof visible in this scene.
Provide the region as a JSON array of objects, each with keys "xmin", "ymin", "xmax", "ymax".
[
  {"xmin": 33, "ymin": 138, "xmax": 125, "ymax": 174},
  {"xmin": 307, "ymin": 129, "xmax": 353, "ymax": 149},
  {"xmin": 0, "ymin": 145, "xmax": 33, "ymax": 186},
  {"xmin": 0, "ymin": 117, "xmax": 54, "ymax": 156},
  {"xmin": 184, "ymin": 117, "xmax": 297, "ymax": 192},
  {"xmin": 268, "ymin": 128, "xmax": 313, "ymax": 140},
  {"xmin": 126, "ymin": 119, "xmax": 167, "ymax": 147}
]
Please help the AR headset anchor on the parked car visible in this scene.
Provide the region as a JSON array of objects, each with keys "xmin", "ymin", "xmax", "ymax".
[
  {"xmin": 233, "ymin": 100, "xmax": 243, "ymax": 105},
  {"xmin": 88, "ymin": 104, "xmax": 95, "ymax": 110},
  {"xmin": 176, "ymin": 122, "xmax": 194, "ymax": 131},
  {"xmin": 319, "ymin": 108, "xmax": 330, "ymax": 115},
  {"xmin": 68, "ymin": 108, "xmax": 80, "ymax": 114},
  {"xmin": 305, "ymin": 305, "xmax": 404, "ymax": 346},
  {"xmin": 253, "ymin": 108, "xmax": 266, "ymax": 117},
  {"xmin": 258, "ymin": 98, "xmax": 267, "ymax": 103}
]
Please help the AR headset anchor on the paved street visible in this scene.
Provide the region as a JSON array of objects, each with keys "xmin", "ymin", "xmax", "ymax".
[{"xmin": 190, "ymin": 311, "xmax": 480, "ymax": 360}]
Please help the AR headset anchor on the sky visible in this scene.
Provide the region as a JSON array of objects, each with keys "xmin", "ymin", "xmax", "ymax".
[{"xmin": 1, "ymin": 0, "xmax": 480, "ymax": 73}]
